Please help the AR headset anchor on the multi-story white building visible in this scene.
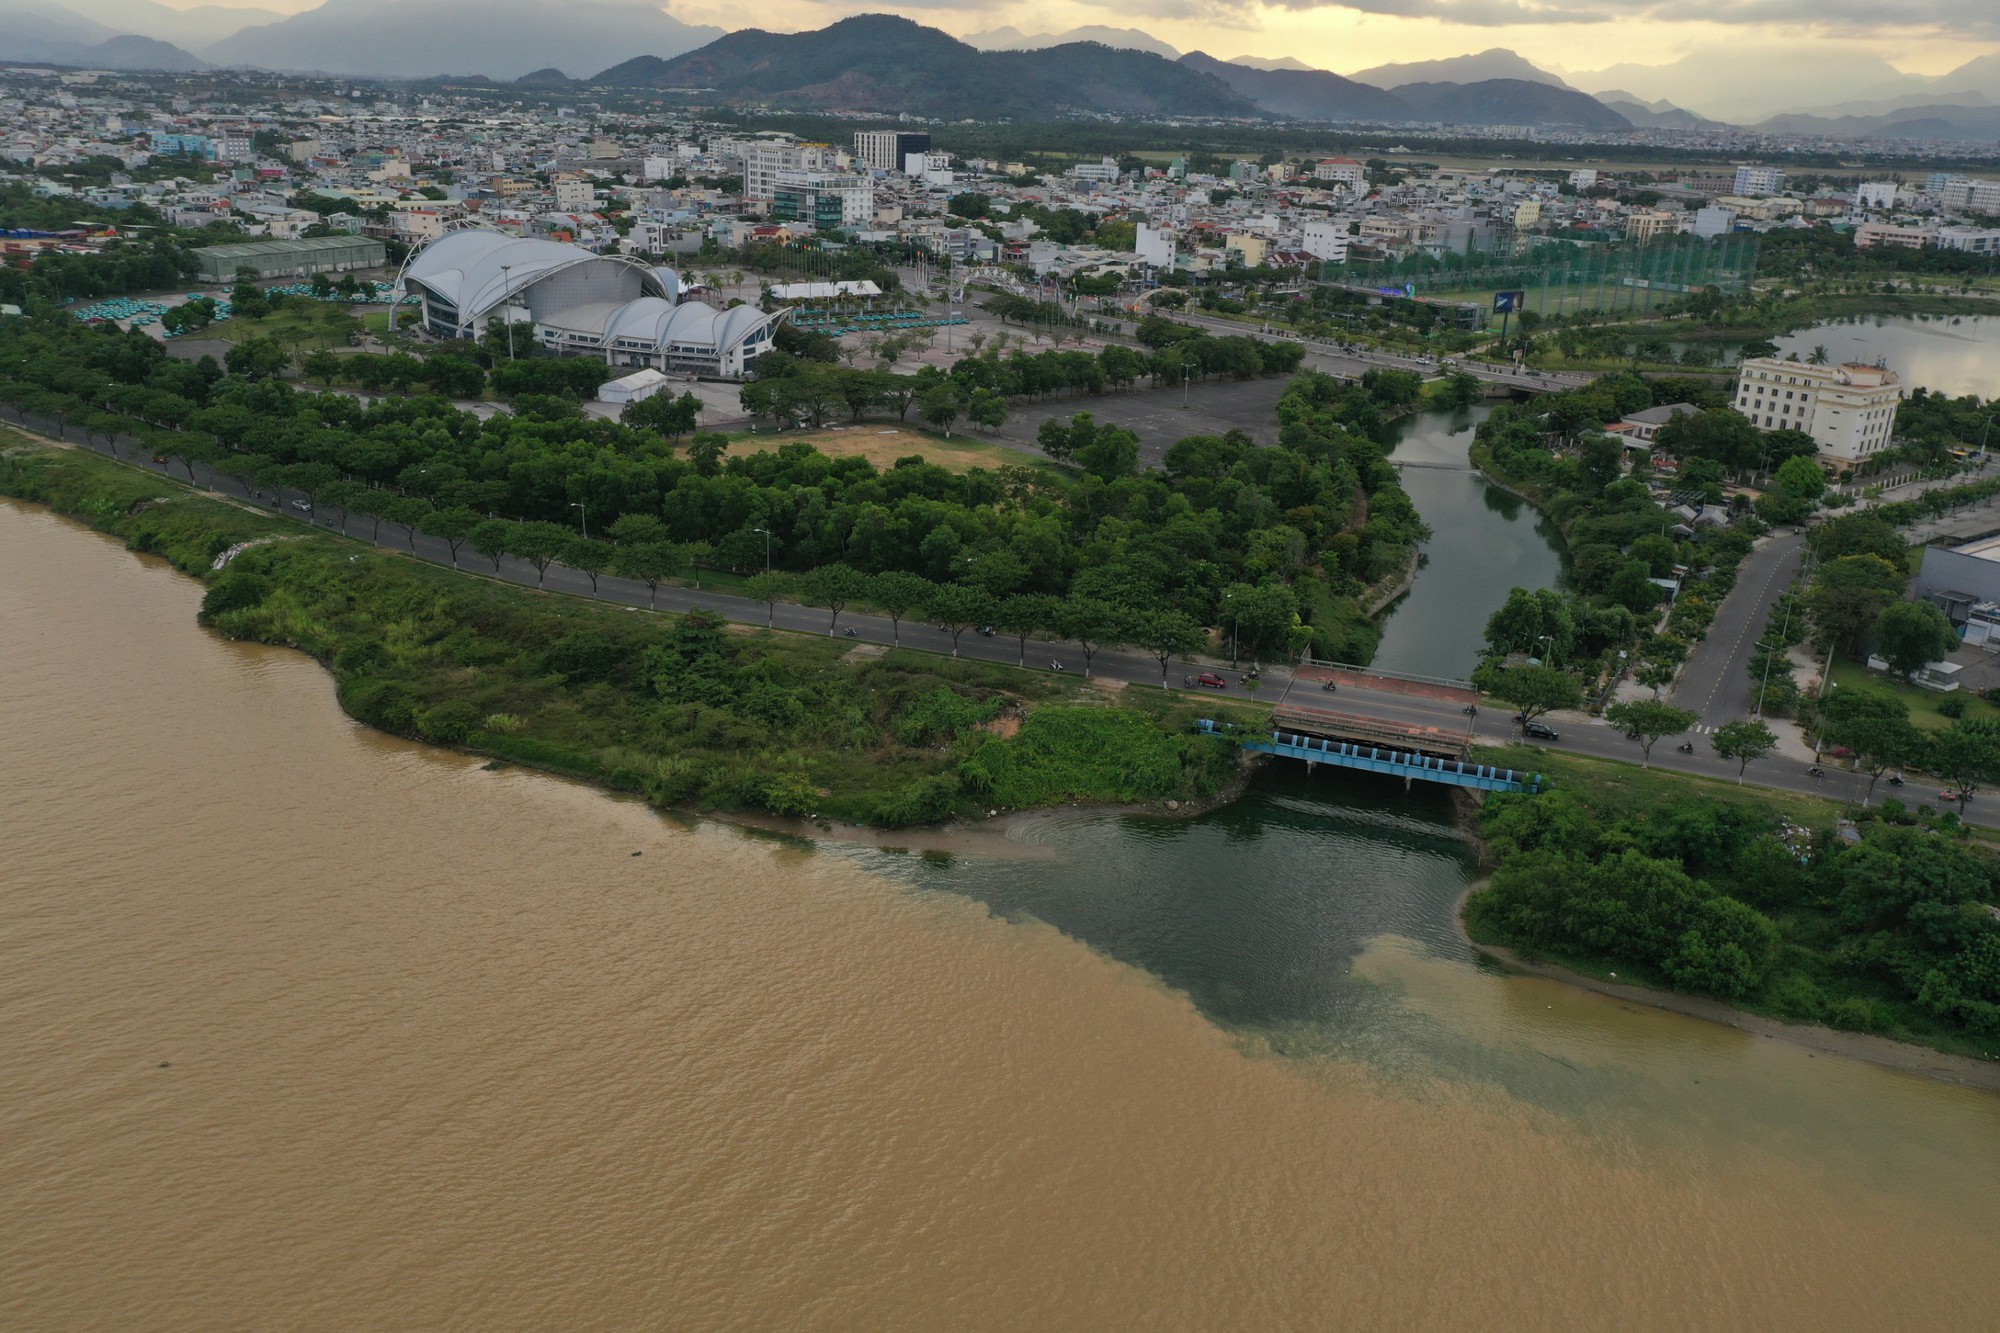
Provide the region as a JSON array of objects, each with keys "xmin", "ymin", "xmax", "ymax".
[
  {"xmin": 553, "ymin": 176, "xmax": 594, "ymax": 211},
  {"xmin": 1855, "ymin": 181, "xmax": 1898, "ymax": 211},
  {"xmin": 853, "ymin": 130, "xmax": 929, "ymax": 173},
  {"xmin": 1309, "ymin": 158, "xmax": 1363, "ymax": 187},
  {"xmin": 1733, "ymin": 358, "xmax": 1903, "ymax": 467},
  {"xmin": 743, "ymin": 142, "xmax": 837, "ymax": 199},
  {"xmin": 1299, "ymin": 219, "xmax": 1349, "ymax": 263},
  {"xmin": 1854, "ymin": 221, "xmax": 1936, "ymax": 250},
  {"xmin": 768, "ymin": 170, "xmax": 873, "ymax": 229},
  {"xmin": 1070, "ymin": 157, "xmax": 1120, "ymax": 184},
  {"xmin": 1938, "ymin": 227, "xmax": 2000, "ymax": 255},
  {"xmin": 1732, "ymin": 165, "xmax": 1784, "ymax": 197},
  {"xmin": 1568, "ymin": 168, "xmax": 1598, "ymax": 190},
  {"xmin": 1134, "ymin": 222, "xmax": 1176, "ymax": 269},
  {"xmin": 1692, "ymin": 205, "xmax": 1737, "ymax": 239},
  {"xmin": 1940, "ymin": 178, "xmax": 2000, "ymax": 214}
]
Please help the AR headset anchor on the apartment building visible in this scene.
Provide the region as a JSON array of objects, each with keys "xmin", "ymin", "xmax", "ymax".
[
  {"xmin": 1732, "ymin": 165, "xmax": 1784, "ymax": 197},
  {"xmin": 1299, "ymin": 219, "xmax": 1350, "ymax": 263},
  {"xmin": 1733, "ymin": 357, "xmax": 1903, "ymax": 467},
  {"xmin": 1623, "ymin": 208, "xmax": 1682, "ymax": 243}
]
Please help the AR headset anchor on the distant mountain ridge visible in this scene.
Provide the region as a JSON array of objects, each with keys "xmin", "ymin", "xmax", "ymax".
[
  {"xmin": 961, "ymin": 25, "xmax": 1181, "ymax": 59},
  {"xmin": 594, "ymin": 16, "xmax": 1257, "ymax": 119},
  {"xmin": 1389, "ymin": 79, "xmax": 1630, "ymax": 129},
  {"xmin": 1178, "ymin": 50, "xmax": 1410, "ymax": 123},
  {"xmin": 1352, "ymin": 49, "xmax": 1569, "ymax": 91}
]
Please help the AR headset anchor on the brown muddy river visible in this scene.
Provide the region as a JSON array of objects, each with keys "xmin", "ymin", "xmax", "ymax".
[{"xmin": 4, "ymin": 497, "xmax": 1998, "ymax": 1329}]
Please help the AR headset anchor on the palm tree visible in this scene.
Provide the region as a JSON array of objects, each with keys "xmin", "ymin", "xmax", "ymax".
[{"xmin": 1808, "ymin": 344, "xmax": 1830, "ymax": 365}]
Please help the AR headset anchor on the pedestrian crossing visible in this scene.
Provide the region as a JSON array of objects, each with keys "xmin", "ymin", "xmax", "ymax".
[{"xmin": 1689, "ymin": 723, "xmax": 1717, "ymax": 735}]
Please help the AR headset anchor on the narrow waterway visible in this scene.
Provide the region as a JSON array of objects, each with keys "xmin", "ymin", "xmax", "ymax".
[
  {"xmin": 1370, "ymin": 404, "xmax": 1565, "ymax": 679},
  {"xmin": 5, "ymin": 498, "xmax": 2000, "ymax": 1330}
]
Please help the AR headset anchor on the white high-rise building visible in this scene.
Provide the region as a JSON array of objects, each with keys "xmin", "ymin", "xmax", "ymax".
[
  {"xmin": 1732, "ymin": 165, "xmax": 1784, "ymax": 197},
  {"xmin": 853, "ymin": 130, "xmax": 931, "ymax": 173},
  {"xmin": 1733, "ymin": 357, "xmax": 1903, "ymax": 467}
]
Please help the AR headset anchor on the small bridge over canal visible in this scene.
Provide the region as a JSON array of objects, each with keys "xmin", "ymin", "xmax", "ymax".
[{"xmin": 1207, "ymin": 662, "xmax": 1543, "ymax": 795}]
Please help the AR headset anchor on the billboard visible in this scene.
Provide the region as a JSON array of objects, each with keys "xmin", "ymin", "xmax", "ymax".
[{"xmin": 1493, "ymin": 290, "xmax": 1527, "ymax": 313}]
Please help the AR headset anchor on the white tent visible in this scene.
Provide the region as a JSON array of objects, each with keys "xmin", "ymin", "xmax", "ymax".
[{"xmin": 598, "ymin": 367, "xmax": 671, "ymax": 406}]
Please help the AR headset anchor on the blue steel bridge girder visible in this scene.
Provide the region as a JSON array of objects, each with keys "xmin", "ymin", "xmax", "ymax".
[{"xmin": 1243, "ymin": 731, "xmax": 1541, "ymax": 795}]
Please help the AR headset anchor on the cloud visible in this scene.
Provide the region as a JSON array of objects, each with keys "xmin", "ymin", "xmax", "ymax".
[{"xmin": 1191, "ymin": 0, "xmax": 2000, "ymax": 37}]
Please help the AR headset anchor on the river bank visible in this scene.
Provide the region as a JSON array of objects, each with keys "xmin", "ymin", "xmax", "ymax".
[
  {"xmin": 1456, "ymin": 883, "xmax": 2000, "ymax": 1092},
  {"xmin": 0, "ymin": 437, "xmax": 1255, "ymax": 829}
]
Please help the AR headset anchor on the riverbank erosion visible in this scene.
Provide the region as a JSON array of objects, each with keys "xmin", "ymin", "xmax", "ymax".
[
  {"xmin": 1455, "ymin": 746, "xmax": 2000, "ymax": 1069},
  {"xmin": 0, "ymin": 437, "xmax": 1257, "ymax": 828}
]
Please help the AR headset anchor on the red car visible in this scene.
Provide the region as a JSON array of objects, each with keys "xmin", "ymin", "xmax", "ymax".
[{"xmin": 1195, "ymin": 673, "xmax": 1228, "ymax": 689}]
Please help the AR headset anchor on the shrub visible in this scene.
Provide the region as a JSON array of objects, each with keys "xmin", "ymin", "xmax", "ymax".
[{"xmin": 198, "ymin": 569, "xmax": 270, "ymax": 624}]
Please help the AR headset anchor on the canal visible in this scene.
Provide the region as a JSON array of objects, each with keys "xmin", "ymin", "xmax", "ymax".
[{"xmin": 1370, "ymin": 403, "xmax": 1565, "ymax": 679}]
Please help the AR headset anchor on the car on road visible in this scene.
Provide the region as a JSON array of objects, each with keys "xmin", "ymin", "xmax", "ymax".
[
  {"xmin": 1940, "ymin": 789, "xmax": 1970, "ymax": 804},
  {"xmin": 1522, "ymin": 720, "xmax": 1560, "ymax": 741},
  {"xmin": 151, "ymin": 454, "xmax": 168, "ymax": 464},
  {"xmin": 290, "ymin": 500, "xmax": 311, "ymax": 513},
  {"xmin": 1195, "ymin": 673, "xmax": 1228, "ymax": 689}
]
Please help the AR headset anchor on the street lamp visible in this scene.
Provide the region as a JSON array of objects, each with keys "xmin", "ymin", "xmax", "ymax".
[
  {"xmin": 1180, "ymin": 361, "xmax": 1192, "ymax": 409},
  {"xmin": 570, "ymin": 502, "xmax": 587, "ymax": 538},
  {"xmin": 753, "ymin": 525, "xmax": 771, "ymax": 572},
  {"xmin": 1223, "ymin": 592, "xmax": 1240, "ymax": 668},
  {"xmin": 1535, "ymin": 634, "xmax": 1558, "ymax": 669}
]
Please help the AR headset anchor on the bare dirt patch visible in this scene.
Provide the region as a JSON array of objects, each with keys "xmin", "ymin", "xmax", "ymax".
[{"xmin": 747, "ymin": 425, "xmax": 1033, "ymax": 474}]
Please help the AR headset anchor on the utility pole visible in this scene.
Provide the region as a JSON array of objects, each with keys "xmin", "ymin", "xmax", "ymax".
[{"xmin": 571, "ymin": 502, "xmax": 587, "ymax": 538}]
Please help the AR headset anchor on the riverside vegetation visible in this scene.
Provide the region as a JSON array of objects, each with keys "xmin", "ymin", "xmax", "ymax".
[
  {"xmin": 0, "ymin": 437, "xmax": 1262, "ymax": 826},
  {"xmin": 1465, "ymin": 766, "xmax": 2000, "ymax": 1060}
]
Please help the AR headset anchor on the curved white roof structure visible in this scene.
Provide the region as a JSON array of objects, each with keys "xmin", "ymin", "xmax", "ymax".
[
  {"xmin": 402, "ymin": 230, "xmax": 665, "ymax": 336},
  {"xmin": 401, "ymin": 230, "xmax": 786, "ymax": 377}
]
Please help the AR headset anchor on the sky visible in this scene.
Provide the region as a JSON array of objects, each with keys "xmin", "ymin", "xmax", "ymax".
[{"xmin": 124, "ymin": 0, "xmax": 2000, "ymax": 79}]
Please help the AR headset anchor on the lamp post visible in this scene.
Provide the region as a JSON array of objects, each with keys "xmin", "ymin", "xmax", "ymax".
[
  {"xmin": 753, "ymin": 525, "xmax": 771, "ymax": 572},
  {"xmin": 1222, "ymin": 592, "xmax": 1240, "ymax": 668},
  {"xmin": 1180, "ymin": 360, "xmax": 1192, "ymax": 409},
  {"xmin": 570, "ymin": 502, "xmax": 587, "ymax": 538},
  {"xmin": 499, "ymin": 263, "xmax": 514, "ymax": 360},
  {"xmin": 1536, "ymin": 634, "xmax": 1558, "ymax": 669}
]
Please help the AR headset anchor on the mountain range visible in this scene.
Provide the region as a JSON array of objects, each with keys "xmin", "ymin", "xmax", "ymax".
[{"xmin": 595, "ymin": 16, "xmax": 1256, "ymax": 120}]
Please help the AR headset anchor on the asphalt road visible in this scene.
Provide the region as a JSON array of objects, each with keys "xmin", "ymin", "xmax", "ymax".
[
  {"xmin": 15, "ymin": 407, "xmax": 1998, "ymax": 829},
  {"xmin": 1672, "ymin": 531, "xmax": 1805, "ymax": 728}
]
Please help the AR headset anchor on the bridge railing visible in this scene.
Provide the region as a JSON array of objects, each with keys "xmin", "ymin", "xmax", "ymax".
[{"xmin": 1297, "ymin": 659, "xmax": 1477, "ymax": 692}]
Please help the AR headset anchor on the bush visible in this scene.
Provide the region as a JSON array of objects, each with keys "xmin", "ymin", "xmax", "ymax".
[
  {"xmin": 1937, "ymin": 694, "xmax": 1968, "ymax": 719},
  {"xmin": 415, "ymin": 699, "xmax": 483, "ymax": 745},
  {"xmin": 198, "ymin": 569, "xmax": 270, "ymax": 624},
  {"xmin": 873, "ymin": 774, "xmax": 962, "ymax": 827}
]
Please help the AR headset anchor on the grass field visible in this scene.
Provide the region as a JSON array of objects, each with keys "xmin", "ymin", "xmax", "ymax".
[
  {"xmin": 1827, "ymin": 656, "xmax": 2000, "ymax": 731},
  {"xmin": 732, "ymin": 424, "xmax": 1041, "ymax": 474}
]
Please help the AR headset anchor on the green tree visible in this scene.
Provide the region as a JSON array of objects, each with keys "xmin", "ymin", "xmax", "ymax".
[
  {"xmin": 1772, "ymin": 453, "xmax": 1828, "ymax": 506},
  {"xmin": 1928, "ymin": 720, "xmax": 2000, "ymax": 814},
  {"xmin": 1710, "ymin": 719, "xmax": 1777, "ymax": 783},
  {"xmin": 926, "ymin": 582, "xmax": 995, "ymax": 657},
  {"xmin": 1606, "ymin": 700, "xmax": 1698, "ymax": 768},
  {"xmin": 469, "ymin": 518, "xmax": 513, "ymax": 572},
  {"xmin": 1055, "ymin": 596, "xmax": 1122, "ymax": 677},
  {"xmin": 744, "ymin": 570, "xmax": 793, "ymax": 628},
  {"xmin": 1839, "ymin": 714, "xmax": 1926, "ymax": 804},
  {"xmin": 868, "ymin": 570, "xmax": 935, "ymax": 646},
  {"xmin": 616, "ymin": 542, "xmax": 683, "ymax": 610},
  {"xmin": 800, "ymin": 562, "xmax": 868, "ymax": 635},
  {"xmin": 1133, "ymin": 608, "xmax": 1206, "ymax": 686},
  {"xmin": 1483, "ymin": 664, "xmax": 1581, "ymax": 726},
  {"xmin": 1806, "ymin": 555, "xmax": 1905, "ymax": 656},
  {"xmin": 565, "ymin": 536, "xmax": 612, "ymax": 595},
  {"xmin": 996, "ymin": 592, "xmax": 1059, "ymax": 667},
  {"xmin": 511, "ymin": 521, "xmax": 571, "ymax": 587},
  {"xmin": 430, "ymin": 506, "xmax": 480, "ymax": 569},
  {"xmin": 685, "ymin": 432, "xmax": 729, "ymax": 476},
  {"xmin": 919, "ymin": 385, "xmax": 962, "ymax": 438},
  {"xmin": 1873, "ymin": 600, "xmax": 1957, "ymax": 681}
]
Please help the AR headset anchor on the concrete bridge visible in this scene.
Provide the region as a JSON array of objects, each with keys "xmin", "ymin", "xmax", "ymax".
[{"xmin": 1209, "ymin": 662, "xmax": 1544, "ymax": 795}]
